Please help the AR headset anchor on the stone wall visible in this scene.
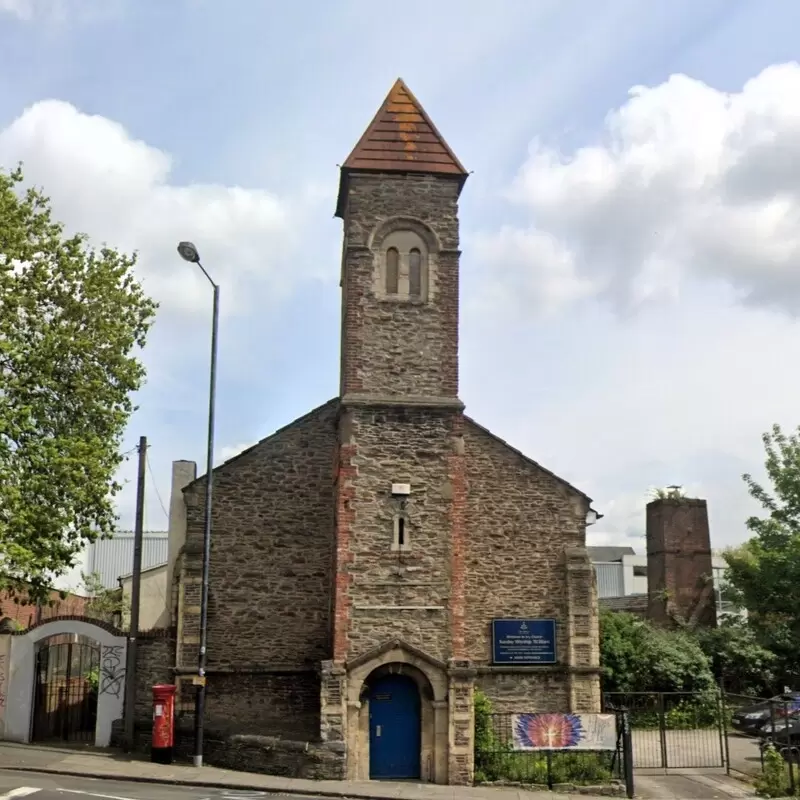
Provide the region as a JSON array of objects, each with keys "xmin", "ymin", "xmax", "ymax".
[
  {"xmin": 462, "ymin": 419, "xmax": 589, "ymax": 664},
  {"xmin": 134, "ymin": 630, "xmax": 175, "ymax": 719},
  {"xmin": 137, "ymin": 671, "xmax": 321, "ymax": 754},
  {"xmin": 339, "ymin": 172, "xmax": 461, "ymax": 401},
  {"xmin": 126, "ymin": 632, "xmax": 335, "ymax": 776},
  {"xmin": 124, "ymin": 722, "xmax": 344, "ymax": 781},
  {"xmin": 476, "ymin": 670, "xmax": 570, "ymax": 711},
  {"xmin": 201, "ymin": 671, "xmax": 321, "ymax": 740},
  {"xmin": 462, "ymin": 419, "xmax": 600, "ymax": 712},
  {"xmin": 203, "ymin": 734, "xmax": 345, "ymax": 780},
  {"xmin": 179, "ymin": 399, "xmax": 338, "ymax": 672},
  {"xmin": 109, "ymin": 629, "xmax": 175, "ymax": 748},
  {"xmin": 335, "ymin": 405, "xmax": 457, "ymax": 664}
]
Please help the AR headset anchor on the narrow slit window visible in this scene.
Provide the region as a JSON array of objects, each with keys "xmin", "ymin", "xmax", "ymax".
[
  {"xmin": 409, "ymin": 248, "xmax": 422, "ymax": 297},
  {"xmin": 392, "ymin": 514, "xmax": 410, "ymax": 551},
  {"xmin": 386, "ymin": 247, "xmax": 399, "ymax": 294}
]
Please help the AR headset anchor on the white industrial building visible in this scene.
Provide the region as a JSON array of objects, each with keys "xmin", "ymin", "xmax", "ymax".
[{"xmin": 588, "ymin": 546, "xmax": 739, "ymax": 620}]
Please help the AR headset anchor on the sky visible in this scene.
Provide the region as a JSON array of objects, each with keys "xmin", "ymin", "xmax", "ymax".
[{"xmin": 2, "ymin": 0, "xmax": 800, "ymax": 588}]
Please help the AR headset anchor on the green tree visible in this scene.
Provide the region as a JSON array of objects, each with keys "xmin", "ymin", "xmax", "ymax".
[
  {"xmin": 600, "ymin": 609, "xmax": 715, "ymax": 694},
  {"xmin": 82, "ymin": 571, "xmax": 129, "ymax": 625},
  {"xmin": 724, "ymin": 423, "xmax": 800, "ymax": 689},
  {"xmin": 697, "ymin": 618, "xmax": 776, "ymax": 696},
  {"xmin": 0, "ymin": 165, "xmax": 156, "ymax": 601}
]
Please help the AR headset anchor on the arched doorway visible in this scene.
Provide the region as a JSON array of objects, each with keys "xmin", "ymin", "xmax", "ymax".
[
  {"xmin": 31, "ymin": 634, "xmax": 100, "ymax": 744},
  {"xmin": 368, "ymin": 673, "xmax": 421, "ymax": 780},
  {"xmin": 4, "ymin": 617, "xmax": 127, "ymax": 747}
]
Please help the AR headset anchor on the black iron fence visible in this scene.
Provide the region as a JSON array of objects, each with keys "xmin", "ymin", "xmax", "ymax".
[
  {"xmin": 726, "ymin": 693, "xmax": 800, "ymax": 791},
  {"xmin": 475, "ymin": 711, "xmax": 633, "ymax": 796},
  {"xmin": 602, "ymin": 692, "xmax": 727, "ymax": 770}
]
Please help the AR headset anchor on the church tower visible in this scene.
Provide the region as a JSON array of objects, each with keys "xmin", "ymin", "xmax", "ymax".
[
  {"xmin": 336, "ymin": 78, "xmax": 468, "ymax": 405},
  {"xmin": 324, "ymin": 80, "xmax": 475, "ymax": 785}
]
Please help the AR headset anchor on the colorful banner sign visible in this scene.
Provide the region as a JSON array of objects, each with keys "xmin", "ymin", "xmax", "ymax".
[{"xmin": 511, "ymin": 713, "xmax": 617, "ymax": 751}]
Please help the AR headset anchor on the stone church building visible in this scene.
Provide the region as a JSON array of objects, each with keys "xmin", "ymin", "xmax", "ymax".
[{"xmin": 165, "ymin": 79, "xmax": 601, "ymax": 785}]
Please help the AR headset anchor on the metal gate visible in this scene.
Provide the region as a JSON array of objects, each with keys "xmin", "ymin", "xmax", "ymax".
[
  {"xmin": 603, "ymin": 692, "xmax": 726, "ymax": 771},
  {"xmin": 31, "ymin": 636, "xmax": 100, "ymax": 744}
]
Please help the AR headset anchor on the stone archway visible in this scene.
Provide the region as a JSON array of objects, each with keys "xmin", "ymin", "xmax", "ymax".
[
  {"xmin": 345, "ymin": 641, "xmax": 449, "ymax": 783},
  {"xmin": 3, "ymin": 617, "xmax": 127, "ymax": 747}
]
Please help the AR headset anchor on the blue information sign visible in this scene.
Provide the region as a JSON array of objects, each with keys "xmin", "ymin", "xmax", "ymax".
[{"xmin": 491, "ymin": 619, "xmax": 557, "ymax": 665}]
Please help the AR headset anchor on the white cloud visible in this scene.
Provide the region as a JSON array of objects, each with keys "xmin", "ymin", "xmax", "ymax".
[
  {"xmin": 217, "ymin": 441, "xmax": 258, "ymax": 465},
  {"xmin": 0, "ymin": 0, "xmax": 37, "ymax": 19},
  {"xmin": 464, "ymin": 285, "xmax": 800, "ymax": 550},
  {"xmin": 0, "ymin": 0, "xmax": 121, "ymax": 23},
  {"xmin": 478, "ymin": 62, "xmax": 800, "ymax": 316},
  {"xmin": 0, "ymin": 98, "xmax": 334, "ymax": 556},
  {"xmin": 470, "ymin": 227, "xmax": 600, "ymax": 319},
  {"xmin": 0, "ymin": 100, "xmax": 319, "ymax": 318}
]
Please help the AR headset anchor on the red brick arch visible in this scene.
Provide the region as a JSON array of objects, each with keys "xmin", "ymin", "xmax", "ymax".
[{"xmin": 11, "ymin": 614, "xmax": 124, "ymax": 637}]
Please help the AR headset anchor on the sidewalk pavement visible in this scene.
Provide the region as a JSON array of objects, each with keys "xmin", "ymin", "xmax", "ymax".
[{"xmin": 0, "ymin": 741, "xmax": 610, "ymax": 800}]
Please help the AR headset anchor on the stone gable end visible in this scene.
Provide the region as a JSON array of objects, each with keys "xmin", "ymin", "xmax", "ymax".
[
  {"xmin": 461, "ymin": 417, "xmax": 591, "ymax": 665},
  {"xmin": 179, "ymin": 398, "xmax": 339, "ymax": 672}
]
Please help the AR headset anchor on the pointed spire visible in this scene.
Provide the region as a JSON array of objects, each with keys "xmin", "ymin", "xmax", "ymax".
[{"xmin": 336, "ymin": 79, "xmax": 467, "ymax": 217}]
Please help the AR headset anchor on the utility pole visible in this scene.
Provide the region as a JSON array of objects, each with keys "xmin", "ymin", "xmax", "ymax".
[{"xmin": 123, "ymin": 435, "xmax": 147, "ymax": 752}]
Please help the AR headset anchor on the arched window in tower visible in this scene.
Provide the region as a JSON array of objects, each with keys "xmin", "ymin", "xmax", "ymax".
[
  {"xmin": 378, "ymin": 229, "xmax": 430, "ymax": 301},
  {"xmin": 409, "ymin": 248, "xmax": 422, "ymax": 298},
  {"xmin": 386, "ymin": 247, "xmax": 399, "ymax": 295}
]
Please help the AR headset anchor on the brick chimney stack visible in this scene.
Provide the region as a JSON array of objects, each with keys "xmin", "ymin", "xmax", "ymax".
[{"xmin": 646, "ymin": 497, "xmax": 717, "ymax": 628}]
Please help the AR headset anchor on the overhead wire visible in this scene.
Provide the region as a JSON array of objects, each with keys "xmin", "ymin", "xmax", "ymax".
[{"xmin": 146, "ymin": 450, "xmax": 170, "ymax": 523}]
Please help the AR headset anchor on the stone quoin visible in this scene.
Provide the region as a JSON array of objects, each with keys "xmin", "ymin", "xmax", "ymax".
[{"xmin": 167, "ymin": 78, "xmax": 602, "ymax": 785}]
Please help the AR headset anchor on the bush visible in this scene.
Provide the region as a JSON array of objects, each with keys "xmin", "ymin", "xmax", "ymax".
[
  {"xmin": 626, "ymin": 695, "xmax": 725, "ymax": 730},
  {"xmin": 600, "ymin": 610, "xmax": 715, "ymax": 695},
  {"xmin": 473, "ymin": 689, "xmax": 508, "ymax": 783},
  {"xmin": 485, "ymin": 751, "xmax": 613, "ymax": 785},
  {"xmin": 755, "ymin": 744, "xmax": 792, "ymax": 798}
]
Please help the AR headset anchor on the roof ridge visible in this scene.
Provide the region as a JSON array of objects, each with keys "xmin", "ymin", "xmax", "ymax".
[
  {"xmin": 183, "ymin": 397, "xmax": 340, "ymax": 490},
  {"xmin": 463, "ymin": 415, "xmax": 593, "ymax": 504}
]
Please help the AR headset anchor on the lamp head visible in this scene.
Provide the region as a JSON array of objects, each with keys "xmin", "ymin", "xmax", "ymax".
[{"xmin": 177, "ymin": 241, "xmax": 200, "ymax": 263}]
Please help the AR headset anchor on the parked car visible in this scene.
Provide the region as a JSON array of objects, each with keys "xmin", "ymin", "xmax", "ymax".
[
  {"xmin": 731, "ymin": 693, "xmax": 800, "ymax": 735},
  {"xmin": 758, "ymin": 710, "xmax": 800, "ymax": 739},
  {"xmin": 757, "ymin": 713, "xmax": 800, "ymax": 764}
]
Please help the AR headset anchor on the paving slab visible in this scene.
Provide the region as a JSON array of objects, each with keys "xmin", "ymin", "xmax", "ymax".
[{"xmin": 633, "ymin": 773, "xmax": 755, "ymax": 799}]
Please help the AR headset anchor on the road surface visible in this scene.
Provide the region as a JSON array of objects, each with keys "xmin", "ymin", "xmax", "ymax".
[{"xmin": 0, "ymin": 771, "xmax": 321, "ymax": 800}]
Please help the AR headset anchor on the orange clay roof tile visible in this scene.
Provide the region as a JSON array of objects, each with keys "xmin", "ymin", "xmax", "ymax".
[
  {"xmin": 342, "ymin": 78, "xmax": 467, "ymax": 176},
  {"xmin": 336, "ymin": 79, "xmax": 467, "ymax": 216}
]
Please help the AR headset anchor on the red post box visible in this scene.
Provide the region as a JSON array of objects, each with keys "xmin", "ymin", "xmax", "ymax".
[{"xmin": 151, "ymin": 684, "xmax": 177, "ymax": 764}]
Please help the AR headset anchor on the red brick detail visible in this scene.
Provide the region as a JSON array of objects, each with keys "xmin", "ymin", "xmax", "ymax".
[
  {"xmin": 0, "ymin": 589, "xmax": 90, "ymax": 630},
  {"xmin": 333, "ymin": 442, "xmax": 358, "ymax": 662},
  {"xmin": 340, "ymin": 274, "xmax": 365, "ymax": 396},
  {"xmin": 646, "ymin": 498, "xmax": 716, "ymax": 628},
  {"xmin": 448, "ymin": 413, "xmax": 467, "ymax": 659},
  {"xmin": 11, "ymin": 614, "xmax": 123, "ymax": 637}
]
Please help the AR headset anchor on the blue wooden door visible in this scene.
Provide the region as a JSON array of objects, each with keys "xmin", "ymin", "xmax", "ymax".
[{"xmin": 369, "ymin": 674, "xmax": 421, "ymax": 780}]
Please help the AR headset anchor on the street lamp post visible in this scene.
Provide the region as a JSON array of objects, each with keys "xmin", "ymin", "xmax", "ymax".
[{"xmin": 177, "ymin": 240, "xmax": 219, "ymax": 768}]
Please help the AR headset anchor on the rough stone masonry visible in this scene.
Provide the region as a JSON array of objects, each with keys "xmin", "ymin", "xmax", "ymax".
[{"xmin": 159, "ymin": 77, "xmax": 602, "ymax": 786}]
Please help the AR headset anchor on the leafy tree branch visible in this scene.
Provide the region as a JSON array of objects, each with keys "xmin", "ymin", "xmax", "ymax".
[{"xmin": 0, "ymin": 165, "xmax": 156, "ymax": 602}]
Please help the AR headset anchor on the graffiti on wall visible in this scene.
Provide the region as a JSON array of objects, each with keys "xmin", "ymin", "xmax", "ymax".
[
  {"xmin": 99, "ymin": 645, "xmax": 125, "ymax": 698},
  {"xmin": 0, "ymin": 653, "xmax": 6, "ymax": 708}
]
